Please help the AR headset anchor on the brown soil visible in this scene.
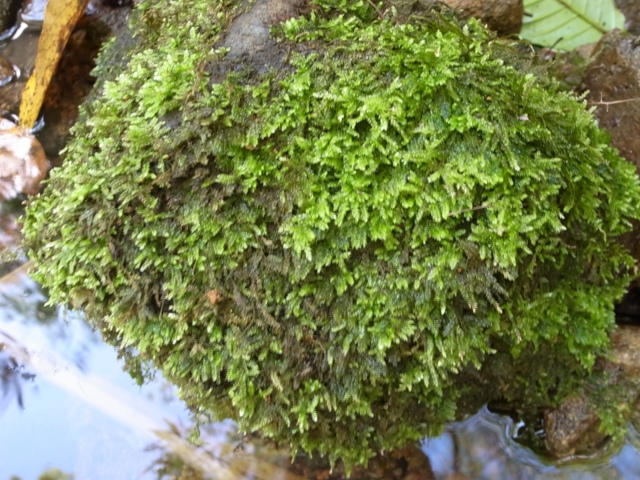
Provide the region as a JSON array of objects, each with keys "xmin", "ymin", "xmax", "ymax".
[{"xmin": 616, "ymin": 0, "xmax": 640, "ymax": 34}]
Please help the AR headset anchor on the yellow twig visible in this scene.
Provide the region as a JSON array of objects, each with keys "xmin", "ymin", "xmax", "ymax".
[
  {"xmin": 447, "ymin": 203, "xmax": 494, "ymax": 218},
  {"xmin": 19, "ymin": 0, "xmax": 90, "ymax": 128}
]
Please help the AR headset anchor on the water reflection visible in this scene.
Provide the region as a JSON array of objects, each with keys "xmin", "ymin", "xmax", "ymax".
[
  {"xmin": 0, "ymin": 263, "xmax": 172, "ymax": 478},
  {"xmin": 0, "ymin": 260, "xmax": 306, "ymax": 479},
  {"xmin": 0, "ymin": 200, "xmax": 22, "ymax": 254},
  {"xmin": 0, "ymin": 341, "xmax": 35, "ymax": 411},
  {"xmin": 0, "ymin": 261, "xmax": 97, "ymax": 371},
  {"xmin": 422, "ymin": 406, "xmax": 640, "ymax": 480}
]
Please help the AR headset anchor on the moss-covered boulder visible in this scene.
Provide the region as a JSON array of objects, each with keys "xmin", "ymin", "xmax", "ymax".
[{"xmin": 23, "ymin": 0, "xmax": 640, "ymax": 469}]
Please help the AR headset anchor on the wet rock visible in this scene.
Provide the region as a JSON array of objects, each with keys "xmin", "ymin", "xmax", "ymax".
[
  {"xmin": 398, "ymin": 0, "xmax": 522, "ymax": 36},
  {"xmin": 0, "ymin": 81, "xmax": 23, "ymax": 114},
  {"xmin": 0, "ymin": 19, "xmax": 39, "ymax": 79},
  {"xmin": 583, "ymin": 30, "xmax": 640, "ymax": 168},
  {"xmin": 611, "ymin": 325, "xmax": 640, "ymax": 376},
  {"xmin": 0, "ymin": 54, "xmax": 15, "ymax": 87},
  {"xmin": 220, "ymin": 0, "xmax": 284, "ymax": 62},
  {"xmin": 0, "ymin": 121, "xmax": 48, "ymax": 199},
  {"xmin": 0, "ymin": 0, "xmax": 20, "ymax": 36},
  {"xmin": 542, "ymin": 326, "xmax": 640, "ymax": 460},
  {"xmin": 387, "ymin": 446, "xmax": 436, "ymax": 480},
  {"xmin": 214, "ymin": 0, "xmax": 307, "ymax": 75},
  {"xmin": 610, "ymin": 326, "xmax": 640, "ymax": 436},
  {"xmin": 616, "ymin": 290, "xmax": 640, "ymax": 324},
  {"xmin": 443, "ymin": 0, "xmax": 523, "ymax": 36},
  {"xmin": 0, "ymin": 199, "xmax": 22, "ymax": 253},
  {"xmin": 543, "ymin": 395, "xmax": 608, "ymax": 459},
  {"xmin": 0, "ymin": 22, "xmax": 40, "ymax": 119}
]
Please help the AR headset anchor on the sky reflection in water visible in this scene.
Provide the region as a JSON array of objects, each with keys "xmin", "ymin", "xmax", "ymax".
[
  {"xmin": 0, "ymin": 265, "xmax": 192, "ymax": 479},
  {"xmin": 423, "ymin": 406, "xmax": 640, "ymax": 480},
  {"xmin": 0, "ymin": 264, "xmax": 303, "ymax": 480}
]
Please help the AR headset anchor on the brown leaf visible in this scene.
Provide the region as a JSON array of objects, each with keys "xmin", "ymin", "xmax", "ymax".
[
  {"xmin": 0, "ymin": 121, "xmax": 49, "ymax": 199},
  {"xmin": 206, "ymin": 289, "xmax": 223, "ymax": 305},
  {"xmin": 19, "ymin": 0, "xmax": 90, "ymax": 129}
]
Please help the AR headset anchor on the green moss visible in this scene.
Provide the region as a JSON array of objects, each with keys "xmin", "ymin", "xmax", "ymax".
[{"xmin": 23, "ymin": 0, "xmax": 640, "ymax": 470}]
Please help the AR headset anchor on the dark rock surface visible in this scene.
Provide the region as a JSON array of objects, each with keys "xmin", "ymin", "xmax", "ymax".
[
  {"xmin": 0, "ymin": 53, "xmax": 14, "ymax": 87},
  {"xmin": 403, "ymin": 0, "xmax": 523, "ymax": 35},
  {"xmin": 443, "ymin": 0, "xmax": 522, "ymax": 35},
  {"xmin": 581, "ymin": 30, "xmax": 640, "ymax": 283},
  {"xmin": 542, "ymin": 326, "xmax": 640, "ymax": 460},
  {"xmin": 0, "ymin": 0, "xmax": 20, "ymax": 35},
  {"xmin": 583, "ymin": 30, "xmax": 640, "ymax": 169},
  {"xmin": 611, "ymin": 325, "xmax": 640, "ymax": 376},
  {"xmin": 212, "ymin": 0, "xmax": 307, "ymax": 78},
  {"xmin": 543, "ymin": 395, "xmax": 608, "ymax": 459},
  {"xmin": 616, "ymin": 0, "xmax": 640, "ymax": 34}
]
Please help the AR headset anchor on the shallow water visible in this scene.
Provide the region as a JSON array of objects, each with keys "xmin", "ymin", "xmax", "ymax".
[
  {"xmin": 0, "ymin": 265, "xmax": 190, "ymax": 479},
  {"xmin": 0, "ymin": 262, "xmax": 305, "ymax": 479},
  {"xmin": 422, "ymin": 407, "xmax": 640, "ymax": 480}
]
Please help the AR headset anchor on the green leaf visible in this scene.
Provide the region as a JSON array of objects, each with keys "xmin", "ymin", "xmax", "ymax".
[{"xmin": 521, "ymin": 0, "xmax": 625, "ymax": 50}]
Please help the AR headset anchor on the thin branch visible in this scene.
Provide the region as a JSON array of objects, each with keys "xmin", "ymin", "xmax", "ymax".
[
  {"xmin": 589, "ymin": 93, "xmax": 640, "ymax": 112},
  {"xmin": 447, "ymin": 203, "xmax": 494, "ymax": 218},
  {"xmin": 0, "ymin": 260, "xmax": 34, "ymax": 285},
  {"xmin": 365, "ymin": 0, "xmax": 383, "ymax": 18}
]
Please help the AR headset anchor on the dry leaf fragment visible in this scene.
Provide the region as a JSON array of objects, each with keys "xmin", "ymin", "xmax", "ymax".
[
  {"xmin": 0, "ymin": 120, "xmax": 49, "ymax": 199},
  {"xmin": 206, "ymin": 289, "xmax": 223, "ymax": 305}
]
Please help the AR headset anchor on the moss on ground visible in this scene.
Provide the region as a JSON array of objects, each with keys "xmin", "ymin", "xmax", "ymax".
[{"xmin": 23, "ymin": 0, "xmax": 640, "ymax": 470}]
